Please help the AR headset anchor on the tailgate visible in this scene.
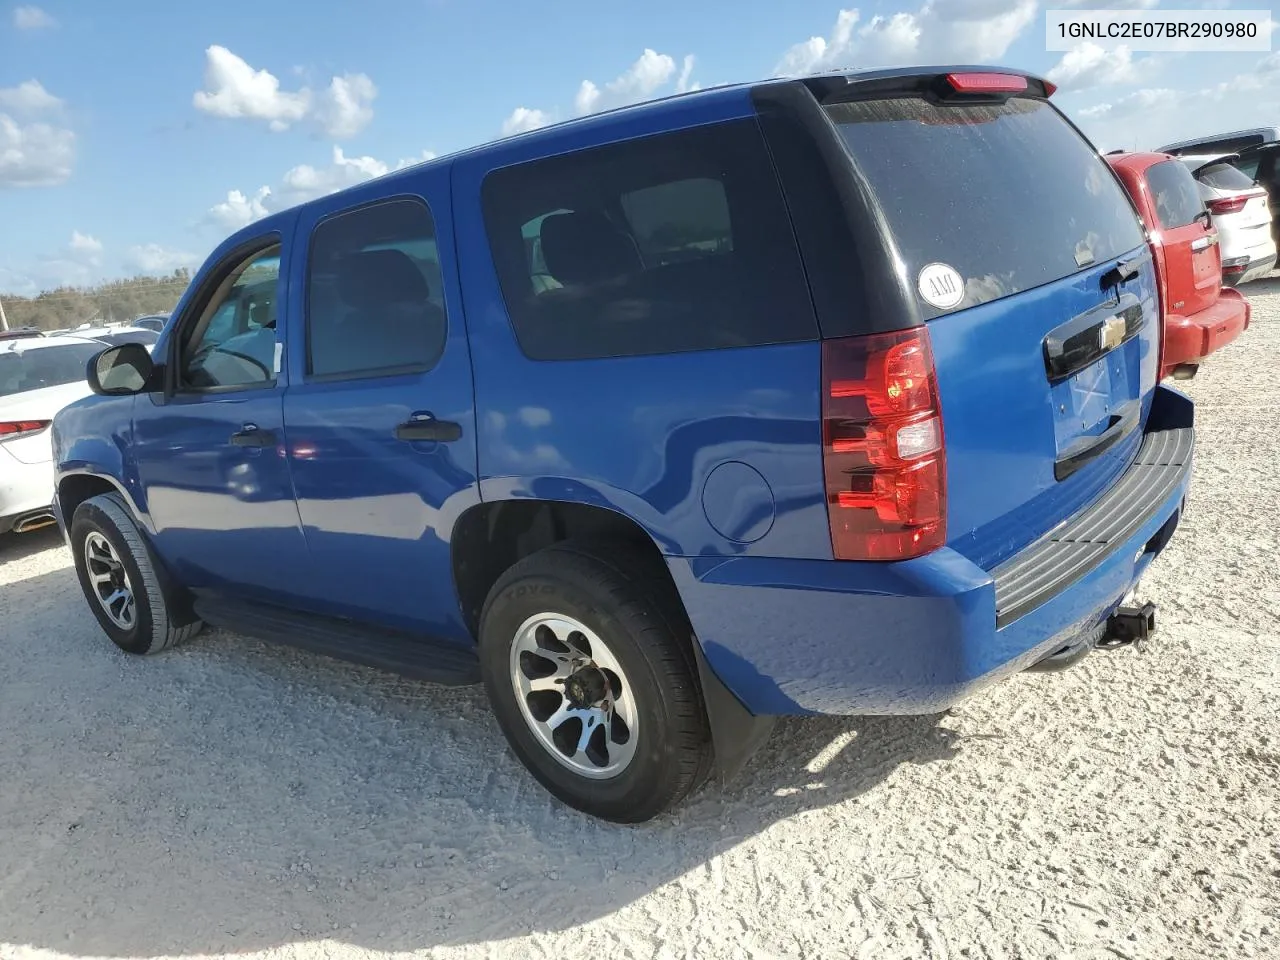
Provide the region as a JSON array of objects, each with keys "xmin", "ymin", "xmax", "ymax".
[{"xmin": 825, "ymin": 85, "xmax": 1157, "ymax": 571}]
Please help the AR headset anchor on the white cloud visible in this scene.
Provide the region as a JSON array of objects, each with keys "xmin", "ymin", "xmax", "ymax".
[
  {"xmin": 502, "ymin": 106, "xmax": 552, "ymax": 136},
  {"xmin": 0, "ymin": 114, "xmax": 74, "ymax": 187},
  {"xmin": 314, "ymin": 73, "xmax": 377, "ymax": 139},
  {"xmin": 125, "ymin": 244, "xmax": 199, "ymax": 275},
  {"xmin": 575, "ymin": 48, "xmax": 680, "ymax": 115},
  {"xmin": 504, "ymin": 48, "xmax": 697, "ymax": 135},
  {"xmin": 69, "ymin": 231, "xmax": 102, "ymax": 258},
  {"xmin": 193, "ymin": 47, "xmax": 380, "ymax": 139},
  {"xmin": 1046, "ymin": 44, "xmax": 1152, "ymax": 92},
  {"xmin": 13, "ymin": 5, "xmax": 56, "ymax": 29},
  {"xmin": 775, "ymin": 1, "xmax": 1036, "ymax": 76},
  {"xmin": 206, "ymin": 145, "xmax": 436, "ymax": 230},
  {"xmin": 0, "ymin": 80, "xmax": 62, "ymax": 113},
  {"xmin": 193, "ymin": 45, "xmax": 311, "ymax": 131},
  {"xmin": 208, "ymin": 186, "xmax": 273, "ymax": 230}
]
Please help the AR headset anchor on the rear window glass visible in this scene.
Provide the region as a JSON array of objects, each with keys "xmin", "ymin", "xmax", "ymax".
[
  {"xmin": 482, "ymin": 120, "xmax": 817, "ymax": 360},
  {"xmin": 0, "ymin": 343, "xmax": 101, "ymax": 396},
  {"xmin": 1145, "ymin": 160, "xmax": 1205, "ymax": 229},
  {"xmin": 1194, "ymin": 162, "xmax": 1257, "ymax": 192},
  {"xmin": 826, "ymin": 97, "xmax": 1145, "ymax": 319}
]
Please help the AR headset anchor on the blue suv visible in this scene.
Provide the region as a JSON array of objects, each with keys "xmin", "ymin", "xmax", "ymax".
[{"xmin": 53, "ymin": 67, "xmax": 1194, "ymax": 822}]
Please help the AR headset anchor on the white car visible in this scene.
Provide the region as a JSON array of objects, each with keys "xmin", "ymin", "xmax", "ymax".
[
  {"xmin": 0, "ymin": 335, "xmax": 106, "ymax": 535},
  {"xmin": 88, "ymin": 326, "xmax": 161, "ymax": 353},
  {"xmin": 1179, "ymin": 153, "xmax": 1278, "ymax": 285}
]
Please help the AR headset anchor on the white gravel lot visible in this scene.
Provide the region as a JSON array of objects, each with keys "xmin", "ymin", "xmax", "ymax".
[{"xmin": 2, "ymin": 278, "xmax": 1279, "ymax": 960}]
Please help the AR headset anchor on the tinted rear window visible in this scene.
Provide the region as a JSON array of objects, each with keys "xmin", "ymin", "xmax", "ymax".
[
  {"xmin": 826, "ymin": 97, "xmax": 1145, "ymax": 319},
  {"xmin": 1195, "ymin": 162, "xmax": 1257, "ymax": 192},
  {"xmin": 482, "ymin": 120, "xmax": 818, "ymax": 360},
  {"xmin": 1145, "ymin": 159, "xmax": 1205, "ymax": 229},
  {"xmin": 0, "ymin": 343, "xmax": 101, "ymax": 396}
]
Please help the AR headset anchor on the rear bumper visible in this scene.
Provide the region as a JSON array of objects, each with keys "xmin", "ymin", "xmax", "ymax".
[
  {"xmin": 1223, "ymin": 252, "xmax": 1276, "ymax": 286},
  {"xmin": 0, "ymin": 449, "xmax": 55, "ymax": 533},
  {"xmin": 1162, "ymin": 286, "xmax": 1250, "ymax": 377},
  {"xmin": 671, "ymin": 386, "xmax": 1194, "ymax": 716}
]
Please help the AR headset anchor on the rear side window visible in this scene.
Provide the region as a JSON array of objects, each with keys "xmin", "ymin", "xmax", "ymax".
[
  {"xmin": 826, "ymin": 97, "xmax": 1145, "ymax": 319},
  {"xmin": 307, "ymin": 198, "xmax": 447, "ymax": 379},
  {"xmin": 0, "ymin": 343, "xmax": 102, "ymax": 396},
  {"xmin": 1195, "ymin": 162, "xmax": 1256, "ymax": 192},
  {"xmin": 482, "ymin": 120, "xmax": 818, "ymax": 360},
  {"xmin": 1145, "ymin": 160, "xmax": 1205, "ymax": 229}
]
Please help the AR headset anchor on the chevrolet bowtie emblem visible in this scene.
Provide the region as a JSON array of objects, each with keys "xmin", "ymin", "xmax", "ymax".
[{"xmin": 1099, "ymin": 315, "xmax": 1126, "ymax": 351}]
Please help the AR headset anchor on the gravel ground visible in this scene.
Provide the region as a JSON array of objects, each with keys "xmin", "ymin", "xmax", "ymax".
[{"xmin": 2, "ymin": 279, "xmax": 1278, "ymax": 960}]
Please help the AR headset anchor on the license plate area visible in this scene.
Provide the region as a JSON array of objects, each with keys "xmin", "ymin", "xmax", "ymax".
[{"xmin": 1051, "ymin": 347, "xmax": 1137, "ymax": 458}]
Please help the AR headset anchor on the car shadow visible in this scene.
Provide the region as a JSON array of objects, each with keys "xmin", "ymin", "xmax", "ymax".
[
  {"xmin": 0, "ymin": 524, "xmax": 64, "ymax": 564},
  {"xmin": 0, "ymin": 565, "xmax": 964, "ymax": 958},
  {"xmin": 1239, "ymin": 273, "xmax": 1280, "ymax": 297}
]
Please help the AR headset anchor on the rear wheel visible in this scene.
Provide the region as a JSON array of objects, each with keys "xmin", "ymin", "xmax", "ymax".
[
  {"xmin": 479, "ymin": 542, "xmax": 712, "ymax": 822},
  {"xmin": 70, "ymin": 493, "xmax": 202, "ymax": 655}
]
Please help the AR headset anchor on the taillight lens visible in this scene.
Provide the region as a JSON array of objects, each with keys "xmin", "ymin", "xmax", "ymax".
[
  {"xmin": 0, "ymin": 420, "xmax": 51, "ymax": 440},
  {"xmin": 1207, "ymin": 196, "xmax": 1248, "ymax": 215},
  {"xmin": 822, "ymin": 327, "xmax": 946, "ymax": 561}
]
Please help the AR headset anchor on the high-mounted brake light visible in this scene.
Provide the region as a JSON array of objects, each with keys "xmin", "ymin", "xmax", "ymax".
[
  {"xmin": 822, "ymin": 327, "xmax": 946, "ymax": 561},
  {"xmin": 945, "ymin": 72, "xmax": 1028, "ymax": 95},
  {"xmin": 0, "ymin": 420, "xmax": 51, "ymax": 440}
]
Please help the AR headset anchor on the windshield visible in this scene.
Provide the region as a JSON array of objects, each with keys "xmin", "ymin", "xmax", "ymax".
[
  {"xmin": 1195, "ymin": 162, "xmax": 1257, "ymax": 192},
  {"xmin": 826, "ymin": 96, "xmax": 1145, "ymax": 318},
  {"xmin": 0, "ymin": 342, "xmax": 102, "ymax": 397}
]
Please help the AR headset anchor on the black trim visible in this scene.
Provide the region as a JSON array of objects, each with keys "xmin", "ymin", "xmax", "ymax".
[
  {"xmin": 1043, "ymin": 294, "xmax": 1145, "ymax": 382},
  {"xmin": 191, "ymin": 595, "xmax": 480, "ymax": 685},
  {"xmin": 751, "ymin": 81, "xmax": 921, "ymax": 339},
  {"xmin": 795, "ymin": 65, "xmax": 1055, "ymax": 105},
  {"xmin": 992, "ymin": 389, "xmax": 1194, "ymax": 628}
]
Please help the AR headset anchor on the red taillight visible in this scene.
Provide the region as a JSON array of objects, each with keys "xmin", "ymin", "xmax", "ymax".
[
  {"xmin": 0, "ymin": 420, "xmax": 51, "ymax": 440},
  {"xmin": 822, "ymin": 327, "xmax": 946, "ymax": 561},
  {"xmin": 1207, "ymin": 196, "xmax": 1248, "ymax": 215},
  {"xmin": 945, "ymin": 72, "xmax": 1028, "ymax": 95}
]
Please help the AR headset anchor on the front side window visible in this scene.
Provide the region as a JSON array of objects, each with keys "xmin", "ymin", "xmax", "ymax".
[
  {"xmin": 306, "ymin": 197, "xmax": 446, "ymax": 379},
  {"xmin": 482, "ymin": 120, "xmax": 818, "ymax": 360},
  {"xmin": 1145, "ymin": 160, "xmax": 1205, "ymax": 229},
  {"xmin": 181, "ymin": 246, "xmax": 281, "ymax": 390}
]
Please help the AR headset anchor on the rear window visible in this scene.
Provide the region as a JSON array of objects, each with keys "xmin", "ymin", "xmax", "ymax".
[
  {"xmin": 1145, "ymin": 160, "xmax": 1205, "ymax": 229},
  {"xmin": 826, "ymin": 97, "xmax": 1145, "ymax": 319},
  {"xmin": 0, "ymin": 343, "xmax": 101, "ymax": 396},
  {"xmin": 1194, "ymin": 162, "xmax": 1257, "ymax": 192},
  {"xmin": 482, "ymin": 120, "xmax": 817, "ymax": 360}
]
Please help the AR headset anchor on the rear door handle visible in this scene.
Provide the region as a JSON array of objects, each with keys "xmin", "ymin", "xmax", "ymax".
[
  {"xmin": 229, "ymin": 423, "xmax": 276, "ymax": 447},
  {"xmin": 395, "ymin": 413, "xmax": 462, "ymax": 443}
]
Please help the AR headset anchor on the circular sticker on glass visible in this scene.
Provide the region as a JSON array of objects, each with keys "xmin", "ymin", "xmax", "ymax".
[{"xmin": 917, "ymin": 262, "xmax": 964, "ymax": 310}]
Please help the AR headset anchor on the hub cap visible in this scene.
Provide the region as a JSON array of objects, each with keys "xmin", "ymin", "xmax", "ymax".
[
  {"xmin": 84, "ymin": 532, "xmax": 136, "ymax": 630},
  {"xmin": 509, "ymin": 614, "xmax": 638, "ymax": 779}
]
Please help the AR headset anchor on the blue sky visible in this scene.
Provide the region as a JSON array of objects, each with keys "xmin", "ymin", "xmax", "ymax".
[{"xmin": 1, "ymin": 0, "xmax": 1276, "ymax": 295}]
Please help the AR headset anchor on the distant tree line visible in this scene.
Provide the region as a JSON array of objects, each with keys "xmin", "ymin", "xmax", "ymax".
[{"xmin": 1, "ymin": 270, "xmax": 191, "ymax": 332}]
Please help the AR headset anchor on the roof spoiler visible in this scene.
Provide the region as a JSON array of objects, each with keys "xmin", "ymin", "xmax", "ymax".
[{"xmin": 800, "ymin": 66, "xmax": 1056, "ymax": 105}]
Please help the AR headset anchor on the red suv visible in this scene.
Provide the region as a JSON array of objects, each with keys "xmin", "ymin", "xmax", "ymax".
[{"xmin": 1107, "ymin": 151, "xmax": 1250, "ymax": 380}]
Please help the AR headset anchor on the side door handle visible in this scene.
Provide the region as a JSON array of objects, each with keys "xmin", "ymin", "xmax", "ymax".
[
  {"xmin": 395, "ymin": 412, "xmax": 462, "ymax": 443},
  {"xmin": 229, "ymin": 423, "xmax": 277, "ymax": 447}
]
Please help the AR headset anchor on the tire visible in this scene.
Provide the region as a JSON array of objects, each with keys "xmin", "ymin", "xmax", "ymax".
[
  {"xmin": 479, "ymin": 541, "xmax": 713, "ymax": 823},
  {"xmin": 70, "ymin": 492, "xmax": 202, "ymax": 655}
]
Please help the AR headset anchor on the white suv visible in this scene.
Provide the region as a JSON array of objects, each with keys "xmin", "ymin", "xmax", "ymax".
[{"xmin": 1179, "ymin": 154, "xmax": 1278, "ymax": 285}]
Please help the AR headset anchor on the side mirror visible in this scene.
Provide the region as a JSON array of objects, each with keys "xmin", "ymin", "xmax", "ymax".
[{"xmin": 88, "ymin": 343, "xmax": 154, "ymax": 396}]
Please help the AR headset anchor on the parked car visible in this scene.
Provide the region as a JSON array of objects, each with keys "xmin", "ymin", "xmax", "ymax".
[
  {"xmin": 1217, "ymin": 142, "xmax": 1280, "ymax": 247},
  {"xmin": 90, "ymin": 326, "xmax": 161, "ymax": 351},
  {"xmin": 1178, "ymin": 154, "xmax": 1277, "ymax": 284},
  {"xmin": 0, "ymin": 327, "xmax": 44, "ymax": 341},
  {"xmin": 131, "ymin": 315, "xmax": 169, "ymax": 334},
  {"xmin": 1, "ymin": 335, "xmax": 107, "ymax": 535},
  {"xmin": 1157, "ymin": 126, "xmax": 1280, "ymax": 158},
  {"xmin": 52, "ymin": 67, "xmax": 1193, "ymax": 822},
  {"xmin": 1106, "ymin": 151, "xmax": 1251, "ymax": 380}
]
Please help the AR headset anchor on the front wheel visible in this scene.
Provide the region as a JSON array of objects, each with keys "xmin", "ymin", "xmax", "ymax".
[
  {"xmin": 70, "ymin": 492, "xmax": 202, "ymax": 655},
  {"xmin": 479, "ymin": 543, "xmax": 712, "ymax": 822}
]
